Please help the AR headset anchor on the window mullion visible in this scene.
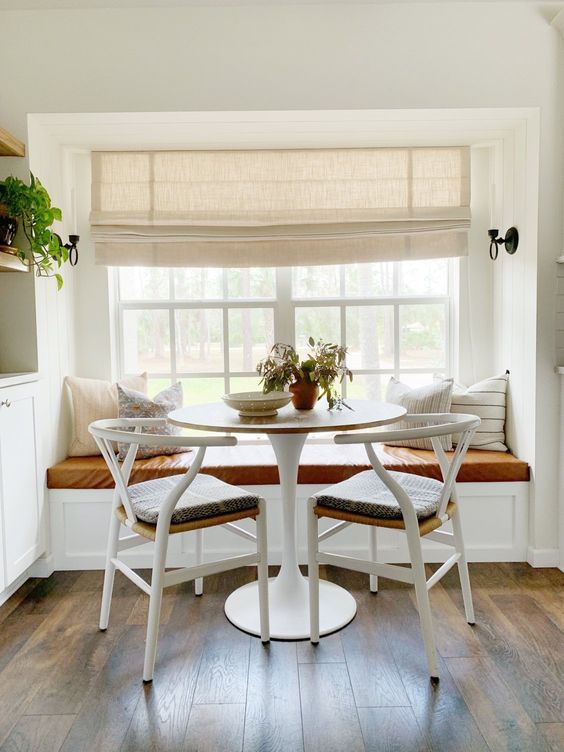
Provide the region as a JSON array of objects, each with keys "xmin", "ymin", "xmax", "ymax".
[
  {"xmin": 114, "ymin": 268, "xmax": 124, "ymax": 380},
  {"xmin": 222, "ymin": 269, "xmax": 230, "ymax": 393},
  {"xmin": 169, "ymin": 308, "xmax": 177, "ymax": 386},
  {"xmin": 340, "ymin": 304, "xmax": 347, "ymax": 399},
  {"xmin": 276, "ymin": 267, "xmax": 293, "ymax": 345},
  {"xmin": 394, "ymin": 302, "xmax": 400, "ymax": 379},
  {"xmin": 393, "ymin": 262, "xmax": 399, "ymax": 296}
]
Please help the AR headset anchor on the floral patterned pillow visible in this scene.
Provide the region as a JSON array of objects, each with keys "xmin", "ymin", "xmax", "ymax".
[{"xmin": 117, "ymin": 382, "xmax": 190, "ymax": 460}]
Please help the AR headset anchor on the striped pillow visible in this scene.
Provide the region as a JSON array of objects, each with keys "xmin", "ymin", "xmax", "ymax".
[
  {"xmin": 385, "ymin": 377, "xmax": 454, "ymax": 450},
  {"xmin": 450, "ymin": 373, "xmax": 508, "ymax": 451}
]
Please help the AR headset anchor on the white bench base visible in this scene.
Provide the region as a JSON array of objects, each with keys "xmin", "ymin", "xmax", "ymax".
[{"xmin": 49, "ymin": 482, "xmax": 529, "ymax": 570}]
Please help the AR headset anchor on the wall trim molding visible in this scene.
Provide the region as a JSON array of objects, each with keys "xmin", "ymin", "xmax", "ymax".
[
  {"xmin": 28, "ymin": 554, "xmax": 55, "ymax": 579},
  {"xmin": 0, "ymin": 570, "xmax": 32, "ymax": 608},
  {"xmin": 0, "ymin": 554, "xmax": 54, "ymax": 607},
  {"xmin": 526, "ymin": 546, "xmax": 560, "ymax": 569},
  {"xmin": 551, "ymin": 9, "xmax": 564, "ymax": 40}
]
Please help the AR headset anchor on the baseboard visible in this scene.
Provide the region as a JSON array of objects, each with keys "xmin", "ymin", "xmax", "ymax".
[
  {"xmin": 0, "ymin": 572, "xmax": 31, "ymax": 607},
  {"xmin": 0, "ymin": 554, "xmax": 55, "ymax": 607},
  {"xmin": 28, "ymin": 554, "xmax": 55, "ymax": 578},
  {"xmin": 526, "ymin": 547, "xmax": 560, "ymax": 568}
]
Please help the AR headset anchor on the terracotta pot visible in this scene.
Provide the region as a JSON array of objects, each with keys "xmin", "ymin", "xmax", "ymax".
[{"xmin": 289, "ymin": 380, "xmax": 319, "ymax": 410}]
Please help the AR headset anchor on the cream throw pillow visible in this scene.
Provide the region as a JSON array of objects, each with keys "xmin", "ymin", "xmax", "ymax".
[
  {"xmin": 66, "ymin": 373, "xmax": 147, "ymax": 456},
  {"xmin": 117, "ymin": 382, "xmax": 188, "ymax": 459},
  {"xmin": 450, "ymin": 373, "xmax": 508, "ymax": 451},
  {"xmin": 385, "ymin": 376, "xmax": 454, "ymax": 450}
]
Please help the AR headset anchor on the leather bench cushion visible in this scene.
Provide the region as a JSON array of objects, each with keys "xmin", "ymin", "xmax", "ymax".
[{"xmin": 46, "ymin": 444, "xmax": 530, "ymax": 490}]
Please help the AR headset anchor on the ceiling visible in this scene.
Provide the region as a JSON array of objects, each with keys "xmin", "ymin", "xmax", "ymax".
[{"xmin": 0, "ymin": 0, "xmax": 555, "ymax": 9}]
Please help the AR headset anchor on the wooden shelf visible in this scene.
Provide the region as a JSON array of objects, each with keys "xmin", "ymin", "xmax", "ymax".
[
  {"xmin": 0, "ymin": 248, "xmax": 28, "ymax": 273},
  {"xmin": 0, "ymin": 127, "xmax": 25, "ymax": 157}
]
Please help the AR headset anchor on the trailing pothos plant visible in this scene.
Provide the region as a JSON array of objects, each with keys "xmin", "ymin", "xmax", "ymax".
[
  {"xmin": 256, "ymin": 337, "xmax": 353, "ymax": 409},
  {"xmin": 0, "ymin": 174, "xmax": 69, "ymax": 289}
]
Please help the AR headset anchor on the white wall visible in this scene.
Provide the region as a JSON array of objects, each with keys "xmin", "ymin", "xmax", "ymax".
[
  {"xmin": 458, "ymin": 146, "xmax": 494, "ymax": 386},
  {"xmin": 0, "ymin": 2, "xmax": 562, "ymax": 555}
]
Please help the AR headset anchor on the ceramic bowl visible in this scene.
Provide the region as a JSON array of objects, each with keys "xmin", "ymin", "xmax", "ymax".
[{"xmin": 221, "ymin": 390, "xmax": 292, "ymax": 417}]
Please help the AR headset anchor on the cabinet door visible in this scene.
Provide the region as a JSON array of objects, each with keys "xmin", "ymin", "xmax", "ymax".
[{"xmin": 0, "ymin": 382, "xmax": 42, "ymax": 586}]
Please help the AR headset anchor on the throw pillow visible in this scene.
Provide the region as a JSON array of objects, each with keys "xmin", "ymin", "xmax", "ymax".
[
  {"xmin": 117, "ymin": 382, "xmax": 189, "ymax": 460},
  {"xmin": 66, "ymin": 373, "xmax": 147, "ymax": 457},
  {"xmin": 385, "ymin": 376, "xmax": 454, "ymax": 450},
  {"xmin": 450, "ymin": 373, "xmax": 509, "ymax": 451}
]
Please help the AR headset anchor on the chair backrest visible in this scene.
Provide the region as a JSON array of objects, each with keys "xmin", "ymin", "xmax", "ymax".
[
  {"xmin": 88, "ymin": 418, "xmax": 236, "ymax": 527},
  {"xmin": 335, "ymin": 412, "xmax": 480, "ymax": 523}
]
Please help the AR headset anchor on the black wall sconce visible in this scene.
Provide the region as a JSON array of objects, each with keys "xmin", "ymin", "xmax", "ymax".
[
  {"xmin": 488, "ymin": 227, "xmax": 519, "ymax": 260},
  {"xmin": 54, "ymin": 234, "xmax": 80, "ymax": 266}
]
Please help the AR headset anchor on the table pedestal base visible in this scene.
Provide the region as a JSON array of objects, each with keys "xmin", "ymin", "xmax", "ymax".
[{"xmin": 224, "ymin": 575, "xmax": 357, "ymax": 640}]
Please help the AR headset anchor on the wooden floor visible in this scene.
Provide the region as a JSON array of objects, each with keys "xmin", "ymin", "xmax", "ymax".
[{"xmin": 0, "ymin": 563, "xmax": 561, "ymax": 752}]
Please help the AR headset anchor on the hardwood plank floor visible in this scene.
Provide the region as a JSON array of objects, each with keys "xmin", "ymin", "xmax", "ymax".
[
  {"xmin": 446, "ymin": 656, "xmax": 553, "ymax": 751},
  {"xmin": 357, "ymin": 707, "xmax": 431, "ymax": 752},
  {"xmin": 0, "ymin": 715, "xmax": 75, "ymax": 752},
  {"xmin": 120, "ymin": 585, "xmax": 213, "ymax": 751},
  {"xmin": 243, "ymin": 640, "xmax": 303, "ymax": 752},
  {"xmin": 0, "ymin": 563, "xmax": 560, "ymax": 751},
  {"xmin": 299, "ymin": 662, "xmax": 365, "ymax": 752},
  {"xmin": 184, "ymin": 703, "xmax": 246, "ymax": 752}
]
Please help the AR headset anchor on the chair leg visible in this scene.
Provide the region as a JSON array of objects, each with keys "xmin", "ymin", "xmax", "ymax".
[
  {"xmin": 369, "ymin": 525, "xmax": 378, "ymax": 593},
  {"xmin": 409, "ymin": 540, "xmax": 439, "ymax": 680},
  {"xmin": 307, "ymin": 499, "xmax": 320, "ymax": 644},
  {"xmin": 195, "ymin": 528, "xmax": 204, "ymax": 596},
  {"xmin": 99, "ymin": 511, "xmax": 120, "ymax": 630},
  {"xmin": 256, "ymin": 500, "xmax": 270, "ymax": 643},
  {"xmin": 143, "ymin": 533, "xmax": 168, "ymax": 683},
  {"xmin": 452, "ymin": 509, "xmax": 475, "ymax": 625}
]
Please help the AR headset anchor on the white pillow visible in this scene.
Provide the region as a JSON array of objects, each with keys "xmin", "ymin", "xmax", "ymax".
[
  {"xmin": 450, "ymin": 373, "xmax": 508, "ymax": 451},
  {"xmin": 385, "ymin": 376, "xmax": 454, "ymax": 450},
  {"xmin": 66, "ymin": 373, "xmax": 147, "ymax": 456},
  {"xmin": 117, "ymin": 382, "xmax": 188, "ymax": 459}
]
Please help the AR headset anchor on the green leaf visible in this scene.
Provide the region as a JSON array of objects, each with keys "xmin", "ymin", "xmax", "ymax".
[
  {"xmin": 55, "ymin": 273, "xmax": 63, "ymax": 290},
  {"xmin": 0, "ymin": 172, "xmax": 69, "ymax": 291}
]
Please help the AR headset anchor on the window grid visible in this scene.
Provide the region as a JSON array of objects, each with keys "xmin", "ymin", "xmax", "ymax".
[{"xmin": 115, "ymin": 261, "xmax": 452, "ymax": 402}]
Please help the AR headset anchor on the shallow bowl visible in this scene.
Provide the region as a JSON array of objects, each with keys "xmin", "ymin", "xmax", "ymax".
[{"xmin": 221, "ymin": 391, "xmax": 292, "ymax": 417}]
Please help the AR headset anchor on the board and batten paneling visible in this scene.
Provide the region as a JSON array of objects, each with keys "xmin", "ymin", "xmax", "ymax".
[
  {"xmin": 49, "ymin": 481, "xmax": 529, "ymax": 571},
  {"xmin": 555, "ymin": 261, "xmax": 564, "ymax": 364}
]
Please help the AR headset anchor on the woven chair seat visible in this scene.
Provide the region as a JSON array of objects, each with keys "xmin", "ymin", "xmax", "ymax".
[
  {"xmin": 313, "ymin": 469, "xmax": 444, "ymax": 520},
  {"xmin": 128, "ymin": 473, "xmax": 261, "ymax": 525}
]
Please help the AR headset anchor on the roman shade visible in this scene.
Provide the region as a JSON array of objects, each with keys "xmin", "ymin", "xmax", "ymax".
[{"xmin": 90, "ymin": 147, "xmax": 470, "ymax": 268}]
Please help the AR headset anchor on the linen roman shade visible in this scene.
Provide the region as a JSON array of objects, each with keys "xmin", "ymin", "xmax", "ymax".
[{"xmin": 90, "ymin": 147, "xmax": 470, "ymax": 268}]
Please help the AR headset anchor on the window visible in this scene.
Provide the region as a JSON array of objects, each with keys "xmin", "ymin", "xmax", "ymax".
[{"xmin": 115, "ymin": 259, "xmax": 452, "ymax": 403}]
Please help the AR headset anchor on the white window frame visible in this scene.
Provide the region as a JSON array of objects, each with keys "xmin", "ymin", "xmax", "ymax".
[{"xmin": 114, "ymin": 260, "xmax": 455, "ymax": 396}]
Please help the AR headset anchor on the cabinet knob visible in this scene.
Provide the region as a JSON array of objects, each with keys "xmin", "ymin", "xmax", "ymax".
[{"xmin": 0, "ymin": 399, "xmax": 11, "ymax": 408}]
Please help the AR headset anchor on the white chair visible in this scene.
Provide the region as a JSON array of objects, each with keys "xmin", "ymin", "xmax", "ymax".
[
  {"xmin": 89, "ymin": 418, "xmax": 270, "ymax": 682},
  {"xmin": 307, "ymin": 412, "xmax": 480, "ymax": 682}
]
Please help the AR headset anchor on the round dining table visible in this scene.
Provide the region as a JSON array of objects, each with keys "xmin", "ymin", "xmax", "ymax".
[{"xmin": 168, "ymin": 398, "xmax": 406, "ymax": 640}]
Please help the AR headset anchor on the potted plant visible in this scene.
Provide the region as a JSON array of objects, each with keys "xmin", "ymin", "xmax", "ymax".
[
  {"xmin": 257, "ymin": 338, "xmax": 353, "ymax": 410},
  {"xmin": 0, "ymin": 173, "xmax": 70, "ymax": 289}
]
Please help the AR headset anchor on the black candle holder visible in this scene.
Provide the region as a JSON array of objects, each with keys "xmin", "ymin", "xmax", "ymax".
[{"xmin": 488, "ymin": 227, "xmax": 519, "ymax": 260}]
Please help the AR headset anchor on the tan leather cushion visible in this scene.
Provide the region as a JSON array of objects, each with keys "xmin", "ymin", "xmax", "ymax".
[{"xmin": 47, "ymin": 444, "xmax": 529, "ymax": 490}]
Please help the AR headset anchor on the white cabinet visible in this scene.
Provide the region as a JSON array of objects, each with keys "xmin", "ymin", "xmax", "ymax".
[{"xmin": 0, "ymin": 380, "xmax": 43, "ymax": 588}]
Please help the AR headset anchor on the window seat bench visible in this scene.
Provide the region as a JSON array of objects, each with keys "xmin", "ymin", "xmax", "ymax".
[
  {"xmin": 47, "ymin": 444, "xmax": 529, "ymax": 489},
  {"xmin": 46, "ymin": 445, "xmax": 530, "ymax": 569}
]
